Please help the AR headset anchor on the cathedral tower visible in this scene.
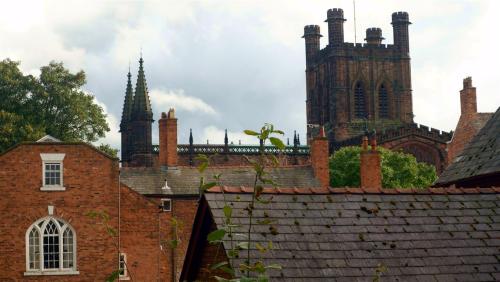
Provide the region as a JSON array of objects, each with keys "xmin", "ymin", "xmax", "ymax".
[{"xmin": 304, "ymin": 9, "xmax": 413, "ymax": 144}]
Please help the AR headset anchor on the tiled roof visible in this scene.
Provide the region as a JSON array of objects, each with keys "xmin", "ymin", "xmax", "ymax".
[
  {"xmin": 204, "ymin": 186, "xmax": 500, "ymax": 281},
  {"xmin": 437, "ymin": 107, "xmax": 500, "ymax": 186},
  {"xmin": 120, "ymin": 166, "xmax": 321, "ymax": 196}
]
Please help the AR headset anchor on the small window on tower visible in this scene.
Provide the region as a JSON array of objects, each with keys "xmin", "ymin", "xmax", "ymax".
[
  {"xmin": 354, "ymin": 82, "xmax": 366, "ymax": 119},
  {"xmin": 161, "ymin": 199, "xmax": 172, "ymax": 212},
  {"xmin": 379, "ymin": 83, "xmax": 389, "ymax": 119}
]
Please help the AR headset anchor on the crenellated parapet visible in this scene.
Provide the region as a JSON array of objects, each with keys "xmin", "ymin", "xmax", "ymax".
[{"xmin": 332, "ymin": 123, "xmax": 452, "ymax": 151}]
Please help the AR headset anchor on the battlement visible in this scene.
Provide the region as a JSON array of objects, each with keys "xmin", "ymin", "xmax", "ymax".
[
  {"xmin": 303, "ymin": 25, "xmax": 322, "ymax": 37},
  {"xmin": 366, "ymin": 27, "xmax": 383, "ymax": 38},
  {"xmin": 332, "ymin": 123, "xmax": 452, "ymax": 151},
  {"xmin": 326, "ymin": 8, "xmax": 345, "ymax": 21},
  {"xmin": 392, "ymin": 11, "xmax": 410, "ymax": 24},
  {"xmin": 365, "ymin": 27, "xmax": 384, "ymax": 45},
  {"xmin": 463, "ymin": 76, "xmax": 473, "ymax": 88}
]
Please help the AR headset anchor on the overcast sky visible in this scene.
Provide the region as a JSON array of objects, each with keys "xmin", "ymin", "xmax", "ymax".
[{"xmin": 1, "ymin": 0, "xmax": 499, "ymax": 149}]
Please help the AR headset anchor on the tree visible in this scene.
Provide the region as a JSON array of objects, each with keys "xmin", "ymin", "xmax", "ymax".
[
  {"xmin": 97, "ymin": 144, "xmax": 119, "ymax": 158},
  {"xmin": 0, "ymin": 59, "xmax": 110, "ymax": 152},
  {"xmin": 329, "ymin": 146, "xmax": 437, "ymax": 188}
]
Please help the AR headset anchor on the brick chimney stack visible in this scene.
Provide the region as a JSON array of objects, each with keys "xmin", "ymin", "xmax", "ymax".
[
  {"xmin": 460, "ymin": 77, "xmax": 477, "ymax": 117},
  {"xmin": 159, "ymin": 108, "xmax": 177, "ymax": 169},
  {"xmin": 360, "ymin": 135, "xmax": 382, "ymax": 189},
  {"xmin": 311, "ymin": 126, "xmax": 330, "ymax": 187}
]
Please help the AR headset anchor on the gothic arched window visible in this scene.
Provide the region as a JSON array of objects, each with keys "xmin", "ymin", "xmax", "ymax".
[
  {"xmin": 354, "ymin": 82, "xmax": 366, "ymax": 119},
  {"xmin": 26, "ymin": 217, "xmax": 77, "ymax": 274},
  {"xmin": 379, "ymin": 83, "xmax": 389, "ymax": 119}
]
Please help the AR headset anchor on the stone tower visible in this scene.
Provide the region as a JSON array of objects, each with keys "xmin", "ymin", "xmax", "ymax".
[
  {"xmin": 303, "ymin": 9, "xmax": 413, "ymax": 143},
  {"xmin": 120, "ymin": 57, "xmax": 154, "ymax": 167}
]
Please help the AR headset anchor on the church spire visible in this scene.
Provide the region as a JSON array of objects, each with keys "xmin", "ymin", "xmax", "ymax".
[
  {"xmin": 132, "ymin": 56, "xmax": 153, "ymax": 120},
  {"xmin": 120, "ymin": 70, "xmax": 134, "ymax": 129}
]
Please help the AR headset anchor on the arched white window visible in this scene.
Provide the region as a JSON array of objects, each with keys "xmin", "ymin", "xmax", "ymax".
[{"xmin": 25, "ymin": 217, "xmax": 78, "ymax": 276}]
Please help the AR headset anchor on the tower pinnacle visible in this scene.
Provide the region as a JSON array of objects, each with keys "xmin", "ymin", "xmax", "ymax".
[
  {"xmin": 120, "ymin": 70, "xmax": 134, "ymax": 129},
  {"xmin": 132, "ymin": 56, "xmax": 153, "ymax": 120}
]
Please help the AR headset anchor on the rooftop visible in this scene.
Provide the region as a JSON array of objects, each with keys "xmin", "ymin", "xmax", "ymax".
[
  {"xmin": 437, "ymin": 107, "xmax": 500, "ymax": 186},
  {"xmin": 120, "ymin": 166, "xmax": 321, "ymax": 196},
  {"xmin": 197, "ymin": 186, "xmax": 500, "ymax": 281}
]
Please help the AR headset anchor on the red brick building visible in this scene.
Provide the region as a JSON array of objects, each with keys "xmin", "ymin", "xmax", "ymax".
[
  {"xmin": 446, "ymin": 77, "xmax": 494, "ymax": 164},
  {"xmin": 0, "ymin": 137, "xmax": 173, "ymax": 281}
]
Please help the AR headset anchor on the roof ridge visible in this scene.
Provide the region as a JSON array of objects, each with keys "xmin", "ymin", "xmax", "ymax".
[{"xmin": 206, "ymin": 185, "xmax": 500, "ymax": 195}]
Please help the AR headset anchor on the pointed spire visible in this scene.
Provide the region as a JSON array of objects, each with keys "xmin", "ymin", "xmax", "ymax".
[
  {"xmin": 189, "ymin": 129, "xmax": 193, "ymax": 145},
  {"xmin": 224, "ymin": 129, "xmax": 228, "ymax": 146},
  {"xmin": 120, "ymin": 70, "xmax": 134, "ymax": 129},
  {"xmin": 132, "ymin": 56, "xmax": 153, "ymax": 120}
]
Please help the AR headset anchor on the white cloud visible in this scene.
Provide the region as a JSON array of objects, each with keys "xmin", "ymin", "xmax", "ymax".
[
  {"xmin": 93, "ymin": 96, "xmax": 121, "ymax": 149},
  {"xmin": 149, "ymin": 88, "xmax": 217, "ymax": 116},
  {"xmin": 1, "ymin": 0, "xmax": 499, "ymax": 153}
]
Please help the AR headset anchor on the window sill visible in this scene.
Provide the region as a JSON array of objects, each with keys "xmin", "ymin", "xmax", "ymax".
[
  {"xmin": 40, "ymin": 186, "xmax": 66, "ymax": 191},
  {"xmin": 120, "ymin": 276, "xmax": 130, "ymax": 280},
  {"xmin": 24, "ymin": 270, "xmax": 79, "ymax": 276}
]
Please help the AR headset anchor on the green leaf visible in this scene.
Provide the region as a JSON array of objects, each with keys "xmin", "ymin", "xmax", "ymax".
[
  {"xmin": 237, "ymin": 241, "xmax": 249, "ymax": 249},
  {"xmin": 273, "ymin": 129, "xmax": 284, "ymax": 135},
  {"xmin": 168, "ymin": 239, "xmax": 179, "ymax": 248},
  {"xmin": 201, "ymin": 181, "xmax": 217, "ymax": 191},
  {"xmin": 105, "ymin": 270, "xmax": 121, "ymax": 282},
  {"xmin": 106, "ymin": 227, "xmax": 117, "ymax": 237},
  {"xmin": 265, "ymin": 264, "xmax": 282, "ymax": 270},
  {"xmin": 255, "ymin": 242, "xmax": 267, "ymax": 253},
  {"xmin": 244, "ymin": 130, "xmax": 259, "ymax": 136},
  {"xmin": 207, "ymin": 229, "xmax": 226, "ymax": 242},
  {"xmin": 223, "ymin": 205, "xmax": 233, "ymax": 218},
  {"xmin": 198, "ymin": 161, "xmax": 208, "ymax": 173},
  {"xmin": 220, "ymin": 266, "xmax": 235, "ymax": 276},
  {"xmin": 269, "ymin": 137, "xmax": 285, "ymax": 150},
  {"xmin": 211, "ymin": 261, "xmax": 229, "ymax": 270},
  {"xmin": 254, "ymin": 261, "xmax": 266, "ymax": 273},
  {"xmin": 257, "ymin": 275, "xmax": 269, "ymax": 282},
  {"xmin": 256, "ymin": 219, "xmax": 273, "ymax": 225}
]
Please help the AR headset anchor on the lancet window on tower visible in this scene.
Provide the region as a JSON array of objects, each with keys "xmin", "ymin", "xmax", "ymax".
[
  {"xmin": 354, "ymin": 82, "xmax": 366, "ymax": 119},
  {"xmin": 378, "ymin": 83, "xmax": 389, "ymax": 119}
]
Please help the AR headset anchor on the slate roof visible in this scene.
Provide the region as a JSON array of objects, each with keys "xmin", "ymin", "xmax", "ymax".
[
  {"xmin": 202, "ymin": 187, "xmax": 500, "ymax": 281},
  {"xmin": 437, "ymin": 107, "xmax": 500, "ymax": 186},
  {"xmin": 120, "ymin": 166, "xmax": 321, "ymax": 196}
]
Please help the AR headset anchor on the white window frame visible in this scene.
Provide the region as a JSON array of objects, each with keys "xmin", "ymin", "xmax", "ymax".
[
  {"xmin": 40, "ymin": 153, "xmax": 65, "ymax": 191},
  {"xmin": 119, "ymin": 253, "xmax": 130, "ymax": 280},
  {"xmin": 24, "ymin": 216, "xmax": 79, "ymax": 276},
  {"xmin": 161, "ymin": 198, "xmax": 172, "ymax": 212}
]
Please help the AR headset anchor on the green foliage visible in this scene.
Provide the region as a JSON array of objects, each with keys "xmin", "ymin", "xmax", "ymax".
[
  {"xmin": 203, "ymin": 123, "xmax": 284, "ymax": 281},
  {"xmin": 0, "ymin": 58, "xmax": 109, "ymax": 152},
  {"xmin": 97, "ymin": 144, "xmax": 119, "ymax": 158},
  {"xmin": 329, "ymin": 146, "xmax": 437, "ymax": 188}
]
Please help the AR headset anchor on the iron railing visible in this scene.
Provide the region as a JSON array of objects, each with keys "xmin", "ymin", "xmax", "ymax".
[{"xmin": 152, "ymin": 144, "xmax": 310, "ymax": 155}]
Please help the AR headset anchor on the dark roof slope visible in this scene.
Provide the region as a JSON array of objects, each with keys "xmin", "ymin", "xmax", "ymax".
[
  {"xmin": 120, "ymin": 166, "xmax": 321, "ymax": 196},
  {"xmin": 202, "ymin": 187, "xmax": 500, "ymax": 281},
  {"xmin": 437, "ymin": 107, "xmax": 500, "ymax": 186}
]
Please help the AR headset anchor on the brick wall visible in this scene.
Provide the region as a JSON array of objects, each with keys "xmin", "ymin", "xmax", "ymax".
[
  {"xmin": 310, "ymin": 130, "xmax": 330, "ymax": 187},
  {"xmin": 0, "ymin": 143, "xmax": 172, "ymax": 281},
  {"xmin": 360, "ymin": 138, "xmax": 382, "ymax": 189}
]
